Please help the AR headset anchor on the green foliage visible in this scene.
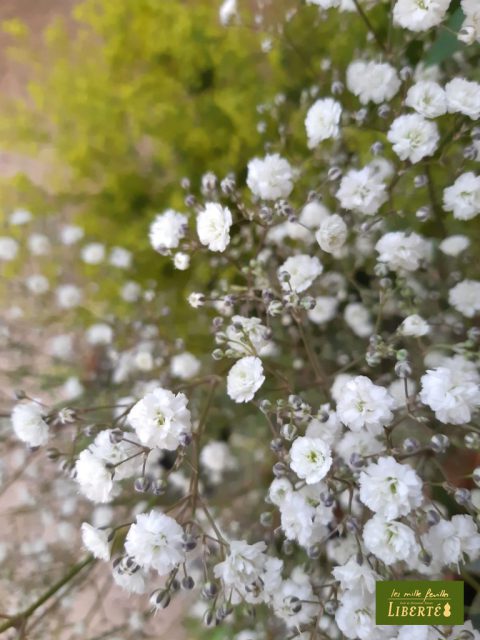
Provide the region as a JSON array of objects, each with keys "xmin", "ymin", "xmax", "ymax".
[
  {"xmin": 425, "ymin": 6, "xmax": 465, "ymax": 66},
  {"xmin": 0, "ymin": 0, "xmax": 278, "ymax": 249}
]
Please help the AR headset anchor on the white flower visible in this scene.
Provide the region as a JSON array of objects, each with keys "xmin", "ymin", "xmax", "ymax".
[
  {"xmin": 439, "ymin": 235, "xmax": 470, "ymax": 256},
  {"xmin": 112, "ymin": 558, "xmax": 147, "ymax": 594},
  {"xmin": 174, "ymin": 252, "xmax": 190, "ymax": 270},
  {"xmin": 344, "ymin": 302, "xmax": 373, "ymax": 338},
  {"xmin": 315, "ymin": 214, "xmax": 347, "ymax": 253},
  {"xmin": 332, "ymin": 557, "xmax": 378, "ymax": 597},
  {"xmin": 48, "ymin": 334, "xmax": 74, "ymax": 360},
  {"xmin": 109, "ymin": 246, "xmax": 132, "ymax": 269},
  {"xmin": 11, "ymin": 402, "xmax": 49, "ymax": 447},
  {"xmin": 187, "ymin": 292, "xmax": 205, "ymax": 308},
  {"xmin": 346, "ymin": 61, "xmax": 400, "ymax": 104},
  {"xmin": 81, "ymin": 523, "xmax": 110, "ymax": 560},
  {"xmin": 376, "ymin": 231, "xmax": 430, "ymax": 271},
  {"xmin": 10, "ymin": 208, "xmax": 32, "ymax": 225},
  {"xmin": 308, "ymin": 296, "xmax": 338, "ymax": 325},
  {"xmin": 197, "ymin": 202, "xmax": 232, "ymax": 252},
  {"xmin": 461, "ymin": 0, "xmax": 480, "ymax": 44},
  {"xmin": 149, "ymin": 209, "xmax": 188, "ymax": 251},
  {"xmin": 219, "ymin": 0, "xmax": 237, "ymax": 25},
  {"xmin": 28, "ymin": 233, "xmax": 51, "ymax": 256},
  {"xmin": 200, "ymin": 441, "xmax": 236, "ymax": 481},
  {"xmin": 393, "ymin": 0, "xmax": 450, "ymax": 31},
  {"xmin": 388, "ymin": 114, "xmax": 439, "ymax": 163},
  {"xmin": 443, "ymin": 172, "xmax": 480, "ymax": 220},
  {"xmin": 86, "ymin": 323, "xmax": 113, "ymax": 346},
  {"xmin": 121, "ymin": 281, "xmax": 141, "ymax": 302},
  {"xmin": 268, "ymin": 477, "xmax": 293, "ymax": 507},
  {"xmin": 273, "ymin": 574, "xmax": 317, "ymax": 628},
  {"xmin": 449, "ymin": 279, "xmax": 480, "ymax": 317},
  {"xmin": 75, "ymin": 450, "xmax": 114, "ymax": 503},
  {"xmin": 446, "ymin": 78, "xmax": 480, "ymax": 120},
  {"xmin": 81, "ymin": 242, "xmax": 105, "ymax": 264},
  {"xmin": 56, "ymin": 284, "xmax": 83, "ymax": 309},
  {"xmin": 278, "ymin": 255, "xmax": 323, "ymax": 292},
  {"xmin": 127, "ymin": 387, "xmax": 191, "ymax": 450},
  {"xmin": 363, "ymin": 515, "xmax": 418, "ymax": 565},
  {"xmin": 335, "ymin": 592, "xmax": 377, "ymax": 640},
  {"xmin": 299, "ymin": 201, "xmax": 331, "ymax": 228},
  {"xmin": 399, "ymin": 314, "xmax": 430, "ymax": 336},
  {"xmin": 125, "ymin": 510, "xmax": 185, "ymax": 574},
  {"xmin": 336, "ymin": 430, "xmax": 384, "ymax": 466},
  {"xmin": 389, "ymin": 378, "xmax": 416, "ymax": 409},
  {"xmin": 0, "ymin": 237, "xmax": 19, "ymax": 261},
  {"xmin": 423, "ymin": 515, "xmax": 480, "ymax": 571},
  {"xmin": 359, "ymin": 456, "xmax": 423, "ymax": 520},
  {"xmin": 289, "ymin": 437, "xmax": 332, "ymax": 484},
  {"xmin": 336, "ymin": 166, "xmax": 388, "ymax": 215},
  {"xmin": 305, "ymin": 98, "xmax": 342, "ymax": 147},
  {"xmin": 62, "ymin": 376, "xmax": 84, "ymax": 400},
  {"xmin": 90, "ymin": 430, "xmax": 141, "ymax": 481},
  {"xmin": 280, "ymin": 488, "xmax": 333, "ymax": 548},
  {"xmin": 26, "ymin": 274, "xmax": 50, "ymax": 295},
  {"xmin": 60, "ymin": 224, "xmax": 84, "ymax": 245},
  {"xmin": 405, "ymin": 80, "xmax": 447, "ymax": 118},
  {"xmin": 214, "ymin": 540, "xmax": 282, "ymax": 604},
  {"xmin": 420, "ymin": 356, "xmax": 480, "ymax": 424},
  {"xmin": 306, "ymin": 408, "xmax": 343, "ymax": 447},
  {"xmin": 247, "ymin": 153, "xmax": 294, "ymax": 200},
  {"xmin": 227, "ymin": 356, "xmax": 265, "ymax": 403},
  {"xmin": 337, "ymin": 376, "xmax": 395, "ymax": 433},
  {"xmin": 170, "ymin": 352, "xmax": 201, "ymax": 379},
  {"xmin": 226, "ymin": 315, "xmax": 271, "ymax": 357}
]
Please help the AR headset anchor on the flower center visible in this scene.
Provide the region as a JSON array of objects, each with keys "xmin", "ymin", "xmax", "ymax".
[{"xmin": 155, "ymin": 412, "xmax": 166, "ymax": 428}]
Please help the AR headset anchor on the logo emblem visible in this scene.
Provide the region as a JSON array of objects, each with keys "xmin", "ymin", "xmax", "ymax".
[{"xmin": 376, "ymin": 580, "xmax": 464, "ymax": 625}]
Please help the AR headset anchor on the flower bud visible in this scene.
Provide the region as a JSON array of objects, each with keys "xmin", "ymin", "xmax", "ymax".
[
  {"xmin": 430, "ymin": 433, "xmax": 449, "ymax": 453},
  {"xmin": 454, "ymin": 488, "xmax": 471, "ymax": 506},
  {"xmin": 418, "ymin": 549, "xmax": 432, "ymax": 566},
  {"xmin": 328, "ymin": 166, "xmax": 342, "ymax": 181},
  {"xmin": 324, "ymin": 599, "xmax": 339, "ymax": 615},
  {"xmin": 260, "ymin": 511, "xmax": 273, "ymax": 527},
  {"xmin": 273, "ymin": 461, "xmax": 288, "ymax": 477},
  {"xmin": 202, "ymin": 582, "xmax": 218, "ymax": 599},
  {"xmin": 414, "ymin": 174, "xmax": 427, "ymax": 188},
  {"xmin": 395, "ymin": 361, "xmax": 412, "ymax": 378},
  {"xmin": 402, "ymin": 437, "xmax": 420, "ymax": 453},
  {"xmin": 458, "ymin": 25, "xmax": 476, "ymax": 45},
  {"xmin": 426, "ymin": 509, "xmax": 440, "ymax": 526},
  {"xmin": 134, "ymin": 477, "xmax": 151, "ymax": 493},
  {"xmin": 151, "ymin": 479, "xmax": 168, "ymax": 495},
  {"xmin": 182, "ymin": 576, "xmax": 195, "ymax": 590},
  {"xmin": 182, "ymin": 533, "xmax": 198, "ymax": 551},
  {"xmin": 280, "ymin": 423, "xmax": 297, "ymax": 441},
  {"xmin": 307, "ymin": 543, "xmax": 321, "ymax": 559},
  {"xmin": 466, "ymin": 433, "xmax": 480, "ymax": 451}
]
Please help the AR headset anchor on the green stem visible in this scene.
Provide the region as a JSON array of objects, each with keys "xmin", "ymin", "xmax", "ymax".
[
  {"xmin": 0, "ymin": 556, "xmax": 95, "ymax": 633},
  {"xmin": 352, "ymin": 0, "xmax": 387, "ymax": 52}
]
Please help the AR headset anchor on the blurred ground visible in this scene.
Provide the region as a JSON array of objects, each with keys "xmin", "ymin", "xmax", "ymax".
[
  {"xmin": 0, "ymin": 0, "xmax": 77, "ymax": 183},
  {"xmin": 0, "ymin": 0, "xmax": 77, "ymax": 95},
  {"xmin": 0, "ymin": 2, "xmax": 188, "ymax": 637}
]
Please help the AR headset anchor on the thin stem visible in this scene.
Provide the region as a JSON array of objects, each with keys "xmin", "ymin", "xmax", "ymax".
[
  {"xmin": 295, "ymin": 314, "xmax": 327, "ymax": 385},
  {"xmin": 352, "ymin": 0, "xmax": 387, "ymax": 52},
  {"xmin": 0, "ymin": 556, "xmax": 95, "ymax": 633}
]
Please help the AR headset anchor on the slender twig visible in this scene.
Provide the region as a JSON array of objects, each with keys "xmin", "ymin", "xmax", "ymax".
[
  {"xmin": 0, "ymin": 556, "xmax": 95, "ymax": 633},
  {"xmin": 352, "ymin": 0, "xmax": 387, "ymax": 52}
]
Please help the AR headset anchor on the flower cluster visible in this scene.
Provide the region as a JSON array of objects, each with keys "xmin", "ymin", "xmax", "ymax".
[{"xmin": 3, "ymin": 0, "xmax": 480, "ymax": 638}]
